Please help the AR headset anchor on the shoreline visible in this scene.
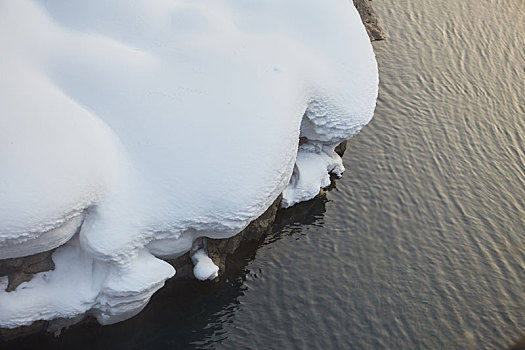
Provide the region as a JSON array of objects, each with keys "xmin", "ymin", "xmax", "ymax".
[
  {"xmin": 353, "ymin": 0, "xmax": 385, "ymax": 41},
  {"xmin": 0, "ymin": 1, "xmax": 384, "ymax": 341}
]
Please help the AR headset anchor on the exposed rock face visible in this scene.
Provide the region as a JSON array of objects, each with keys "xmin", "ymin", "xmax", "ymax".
[
  {"xmin": 168, "ymin": 195, "xmax": 282, "ymax": 280},
  {"xmin": 0, "ymin": 320, "xmax": 48, "ymax": 341},
  {"xmin": 509, "ymin": 336, "xmax": 525, "ymax": 350},
  {"xmin": 353, "ymin": 0, "xmax": 385, "ymax": 41},
  {"xmin": 0, "ymin": 250, "xmax": 55, "ymax": 292},
  {"xmin": 335, "ymin": 140, "xmax": 348, "ymax": 158},
  {"xmin": 208, "ymin": 194, "xmax": 282, "ymax": 270}
]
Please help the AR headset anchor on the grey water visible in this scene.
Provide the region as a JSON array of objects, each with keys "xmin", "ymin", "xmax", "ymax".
[{"xmin": 6, "ymin": 0, "xmax": 525, "ymax": 349}]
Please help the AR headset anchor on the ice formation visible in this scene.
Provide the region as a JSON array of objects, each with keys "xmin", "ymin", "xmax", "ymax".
[{"xmin": 0, "ymin": 0, "xmax": 378, "ymax": 329}]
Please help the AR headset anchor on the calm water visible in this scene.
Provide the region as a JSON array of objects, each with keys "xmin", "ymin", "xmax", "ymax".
[{"xmin": 6, "ymin": 0, "xmax": 525, "ymax": 349}]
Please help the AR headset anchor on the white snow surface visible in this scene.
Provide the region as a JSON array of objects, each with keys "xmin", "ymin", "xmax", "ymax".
[
  {"xmin": 0, "ymin": 0, "xmax": 378, "ymax": 328},
  {"xmin": 192, "ymin": 249, "xmax": 220, "ymax": 281},
  {"xmin": 282, "ymin": 143, "xmax": 345, "ymax": 208}
]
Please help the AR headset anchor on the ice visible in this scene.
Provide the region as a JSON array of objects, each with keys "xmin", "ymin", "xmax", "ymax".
[{"xmin": 0, "ymin": 0, "xmax": 377, "ymax": 329}]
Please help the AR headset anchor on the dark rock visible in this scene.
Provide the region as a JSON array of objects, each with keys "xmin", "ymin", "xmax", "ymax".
[
  {"xmin": 509, "ymin": 335, "xmax": 525, "ymax": 350},
  {"xmin": 299, "ymin": 137, "xmax": 309, "ymax": 146},
  {"xmin": 335, "ymin": 140, "xmax": 347, "ymax": 157},
  {"xmin": 167, "ymin": 253, "xmax": 195, "ymax": 281},
  {"xmin": 167, "ymin": 195, "xmax": 282, "ymax": 280},
  {"xmin": 353, "ymin": 0, "xmax": 385, "ymax": 41},
  {"xmin": 0, "ymin": 320, "xmax": 47, "ymax": 342},
  {"xmin": 0, "ymin": 316, "xmax": 95, "ymax": 342},
  {"xmin": 0, "ymin": 249, "xmax": 55, "ymax": 292},
  {"xmin": 208, "ymin": 194, "xmax": 282, "ymax": 271}
]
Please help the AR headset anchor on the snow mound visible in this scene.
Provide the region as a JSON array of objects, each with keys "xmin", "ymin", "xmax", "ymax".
[
  {"xmin": 0, "ymin": 0, "xmax": 378, "ymax": 328},
  {"xmin": 192, "ymin": 250, "xmax": 220, "ymax": 281}
]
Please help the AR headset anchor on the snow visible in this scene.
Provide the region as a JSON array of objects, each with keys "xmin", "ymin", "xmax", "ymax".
[
  {"xmin": 282, "ymin": 143, "xmax": 345, "ymax": 208},
  {"xmin": 0, "ymin": 213, "xmax": 85, "ymax": 260},
  {"xmin": 192, "ymin": 250, "xmax": 220, "ymax": 281},
  {"xmin": 0, "ymin": 0, "xmax": 378, "ymax": 329}
]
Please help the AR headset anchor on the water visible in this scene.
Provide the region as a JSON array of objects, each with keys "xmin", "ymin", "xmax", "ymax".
[{"xmin": 6, "ymin": 0, "xmax": 525, "ymax": 348}]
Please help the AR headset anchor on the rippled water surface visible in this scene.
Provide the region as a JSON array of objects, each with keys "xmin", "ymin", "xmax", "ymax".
[{"xmin": 7, "ymin": 0, "xmax": 525, "ymax": 349}]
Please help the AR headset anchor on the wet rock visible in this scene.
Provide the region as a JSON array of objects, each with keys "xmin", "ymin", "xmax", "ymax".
[
  {"xmin": 0, "ymin": 320, "xmax": 47, "ymax": 342},
  {"xmin": 509, "ymin": 335, "xmax": 525, "ymax": 350},
  {"xmin": 168, "ymin": 195, "xmax": 282, "ymax": 279},
  {"xmin": 335, "ymin": 140, "xmax": 347, "ymax": 157},
  {"xmin": 353, "ymin": 0, "xmax": 385, "ymax": 41},
  {"xmin": 0, "ymin": 250, "xmax": 55, "ymax": 292},
  {"xmin": 208, "ymin": 194, "xmax": 282, "ymax": 271}
]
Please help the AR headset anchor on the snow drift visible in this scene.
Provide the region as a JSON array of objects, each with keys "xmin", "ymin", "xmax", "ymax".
[{"xmin": 0, "ymin": 0, "xmax": 378, "ymax": 328}]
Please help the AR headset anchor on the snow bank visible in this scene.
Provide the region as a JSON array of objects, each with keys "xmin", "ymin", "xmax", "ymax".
[{"xmin": 0, "ymin": 0, "xmax": 377, "ymax": 328}]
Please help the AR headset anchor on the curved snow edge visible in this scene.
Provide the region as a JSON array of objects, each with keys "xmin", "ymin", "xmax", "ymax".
[{"xmin": 0, "ymin": 0, "xmax": 378, "ymax": 334}]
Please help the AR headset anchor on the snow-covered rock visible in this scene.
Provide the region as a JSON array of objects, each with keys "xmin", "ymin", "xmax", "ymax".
[{"xmin": 0, "ymin": 0, "xmax": 378, "ymax": 329}]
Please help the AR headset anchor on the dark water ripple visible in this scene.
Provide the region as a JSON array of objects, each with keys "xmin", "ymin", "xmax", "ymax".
[
  {"xmin": 210, "ymin": 0, "xmax": 524, "ymax": 348},
  {"xmin": 5, "ymin": 0, "xmax": 524, "ymax": 349}
]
